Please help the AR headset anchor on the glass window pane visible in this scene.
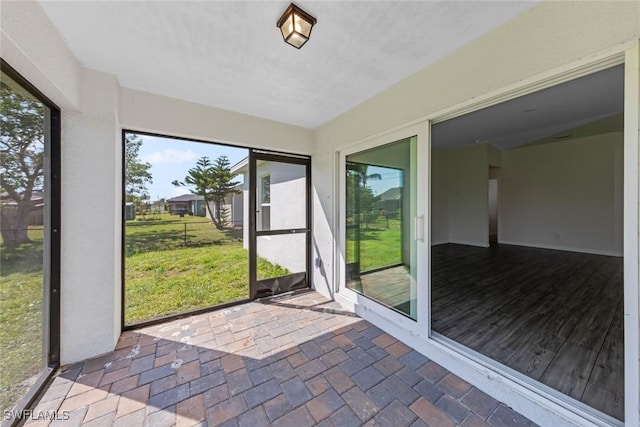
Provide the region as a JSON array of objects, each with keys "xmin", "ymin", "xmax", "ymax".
[
  {"xmin": 0, "ymin": 71, "xmax": 47, "ymax": 412},
  {"xmin": 345, "ymin": 137, "xmax": 417, "ymax": 319}
]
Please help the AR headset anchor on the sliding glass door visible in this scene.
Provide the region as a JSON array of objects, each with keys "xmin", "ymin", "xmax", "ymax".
[{"xmin": 343, "ymin": 135, "xmax": 421, "ymax": 320}]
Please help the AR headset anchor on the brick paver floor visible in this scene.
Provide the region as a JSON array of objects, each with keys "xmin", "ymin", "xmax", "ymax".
[{"xmin": 25, "ymin": 291, "xmax": 536, "ymax": 426}]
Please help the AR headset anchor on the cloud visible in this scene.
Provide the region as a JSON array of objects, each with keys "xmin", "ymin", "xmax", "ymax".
[{"xmin": 143, "ymin": 149, "xmax": 198, "ymax": 164}]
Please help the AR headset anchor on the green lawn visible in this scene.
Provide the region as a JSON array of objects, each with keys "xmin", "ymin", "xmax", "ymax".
[
  {"xmin": 125, "ymin": 243, "xmax": 288, "ymax": 324},
  {"xmin": 346, "ymin": 217, "xmax": 403, "ymax": 271},
  {"xmin": 124, "ymin": 213, "xmax": 289, "ymax": 324},
  {"xmin": 0, "ymin": 238, "xmax": 44, "ymax": 413},
  {"xmin": 125, "ymin": 213, "xmax": 242, "ymax": 255}
]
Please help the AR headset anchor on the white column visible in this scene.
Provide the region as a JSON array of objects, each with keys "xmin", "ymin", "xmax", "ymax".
[{"xmin": 60, "ymin": 68, "xmax": 121, "ymax": 364}]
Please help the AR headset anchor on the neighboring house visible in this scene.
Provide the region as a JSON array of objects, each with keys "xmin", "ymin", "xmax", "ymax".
[
  {"xmin": 0, "ymin": 191, "xmax": 45, "ymax": 226},
  {"xmin": 124, "ymin": 202, "xmax": 135, "ymax": 221},
  {"xmin": 377, "ymin": 186, "xmax": 402, "ymax": 215},
  {"xmin": 228, "ymin": 183, "xmax": 243, "ymax": 227},
  {"xmin": 168, "ymin": 191, "xmax": 241, "ymax": 224},
  {"xmin": 166, "ymin": 194, "xmax": 207, "ymax": 217},
  {"xmin": 150, "ymin": 199, "xmax": 166, "ymax": 214}
]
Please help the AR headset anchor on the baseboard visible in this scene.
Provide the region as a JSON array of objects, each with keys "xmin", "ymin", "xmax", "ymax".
[
  {"xmin": 498, "ymin": 240, "xmax": 623, "ymax": 257},
  {"xmin": 446, "ymin": 240, "xmax": 490, "ymax": 248}
]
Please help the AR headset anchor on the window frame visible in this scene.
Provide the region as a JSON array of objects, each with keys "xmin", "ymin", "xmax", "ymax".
[{"xmin": 0, "ymin": 59, "xmax": 61, "ymax": 426}]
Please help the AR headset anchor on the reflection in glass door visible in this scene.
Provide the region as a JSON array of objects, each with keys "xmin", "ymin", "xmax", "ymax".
[
  {"xmin": 345, "ymin": 137, "xmax": 418, "ymax": 319},
  {"xmin": 249, "ymin": 152, "xmax": 311, "ymax": 298},
  {"xmin": 0, "ymin": 62, "xmax": 60, "ymax": 416}
]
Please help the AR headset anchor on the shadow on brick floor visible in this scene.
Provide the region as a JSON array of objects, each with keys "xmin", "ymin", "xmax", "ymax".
[{"xmin": 25, "ymin": 292, "xmax": 536, "ymax": 427}]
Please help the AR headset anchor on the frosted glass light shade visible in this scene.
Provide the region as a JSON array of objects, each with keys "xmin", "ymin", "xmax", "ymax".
[{"xmin": 277, "ymin": 3, "xmax": 316, "ymax": 49}]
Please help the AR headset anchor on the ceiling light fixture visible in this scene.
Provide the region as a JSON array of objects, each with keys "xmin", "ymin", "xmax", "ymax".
[{"xmin": 277, "ymin": 3, "xmax": 316, "ymax": 49}]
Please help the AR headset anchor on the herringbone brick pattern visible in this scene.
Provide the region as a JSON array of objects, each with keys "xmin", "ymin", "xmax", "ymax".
[{"xmin": 25, "ymin": 292, "xmax": 536, "ymax": 426}]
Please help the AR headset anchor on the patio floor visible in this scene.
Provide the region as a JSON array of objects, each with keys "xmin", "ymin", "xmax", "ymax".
[{"xmin": 25, "ymin": 291, "xmax": 535, "ymax": 427}]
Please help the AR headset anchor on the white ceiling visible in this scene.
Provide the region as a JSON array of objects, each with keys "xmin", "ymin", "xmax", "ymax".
[
  {"xmin": 431, "ymin": 64, "xmax": 625, "ymax": 150},
  {"xmin": 39, "ymin": 1, "xmax": 539, "ymax": 129}
]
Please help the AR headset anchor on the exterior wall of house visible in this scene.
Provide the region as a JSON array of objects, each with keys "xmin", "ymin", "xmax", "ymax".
[
  {"xmin": 241, "ymin": 162, "xmax": 307, "ymax": 274},
  {"xmin": 230, "ymin": 192, "xmax": 243, "ymax": 227},
  {"xmin": 312, "ymin": 2, "xmax": 639, "ymax": 425}
]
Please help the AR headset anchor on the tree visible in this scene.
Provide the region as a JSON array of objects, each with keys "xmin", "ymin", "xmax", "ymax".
[
  {"xmin": 124, "ymin": 134, "xmax": 153, "ymax": 212},
  {"xmin": 0, "ymin": 80, "xmax": 45, "ymax": 245},
  {"xmin": 173, "ymin": 155, "xmax": 239, "ymax": 230},
  {"xmin": 210, "ymin": 156, "xmax": 240, "ymax": 228},
  {"xmin": 347, "ymin": 162, "xmax": 382, "ymax": 229}
]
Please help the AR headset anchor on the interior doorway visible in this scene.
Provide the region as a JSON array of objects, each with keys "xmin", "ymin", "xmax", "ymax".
[{"xmin": 488, "ymin": 175, "xmax": 498, "ymax": 244}]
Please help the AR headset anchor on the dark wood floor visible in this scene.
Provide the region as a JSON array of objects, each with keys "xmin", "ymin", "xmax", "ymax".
[{"xmin": 432, "ymin": 243, "xmax": 624, "ymax": 421}]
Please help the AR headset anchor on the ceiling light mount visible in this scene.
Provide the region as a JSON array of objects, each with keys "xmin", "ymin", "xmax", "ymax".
[{"xmin": 277, "ymin": 3, "xmax": 316, "ymax": 49}]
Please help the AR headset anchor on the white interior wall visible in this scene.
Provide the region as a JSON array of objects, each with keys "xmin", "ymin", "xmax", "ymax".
[
  {"xmin": 500, "ymin": 132, "xmax": 624, "ymax": 255},
  {"xmin": 431, "ymin": 133, "xmax": 623, "ymax": 255},
  {"xmin": 430, "ymin": 148, "xmax": 449, "ymax": 244},
  {"xmin": 446, "ymin": 144, "xmax": 489, "ymax": 247}
]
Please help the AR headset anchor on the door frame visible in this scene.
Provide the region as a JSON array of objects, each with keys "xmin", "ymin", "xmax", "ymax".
[
  {"xmin": 248, "ymin": 149, "xmax": 312, "ymax": 299},
  {"xmin": 335, "ymin": 122, "xmax": 429, "ymax": 337}
]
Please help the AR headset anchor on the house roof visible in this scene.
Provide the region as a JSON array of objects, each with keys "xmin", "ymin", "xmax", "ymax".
[
  {"xmin": 0, "ymin": 191, "xmax": 45, "ymax": 203},
  {"xmin": 166, "ymin": 194, "xmax": 204, "ymax": 203},
  {"xmin": 378, "ymin": 187, "xmax": 402, "ymax": 201}
]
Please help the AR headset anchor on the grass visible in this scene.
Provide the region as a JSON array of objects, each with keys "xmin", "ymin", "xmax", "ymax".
[
  {"xmin": 346, "ymin": 217, "xmax": 402, "ymax": 271},
  {"xmin": 0, "ymin": 235, "xmax": 44, "ymax": 413},
  {"xmin": 125, "ymin": 213, "xmax": 242, "ymax": 256},
  {"xmin": 125, "ymin": 244, "xmax": 288, "ymax": 324},
  {"xmin": 124, "ymin": 213, "xmax": 289, "ymax": 324}
]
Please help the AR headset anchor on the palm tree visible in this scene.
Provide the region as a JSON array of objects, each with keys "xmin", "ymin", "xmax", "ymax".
[{"xmin": 347, "ymin": 162, "xmax": 381, "ymax": 229}]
